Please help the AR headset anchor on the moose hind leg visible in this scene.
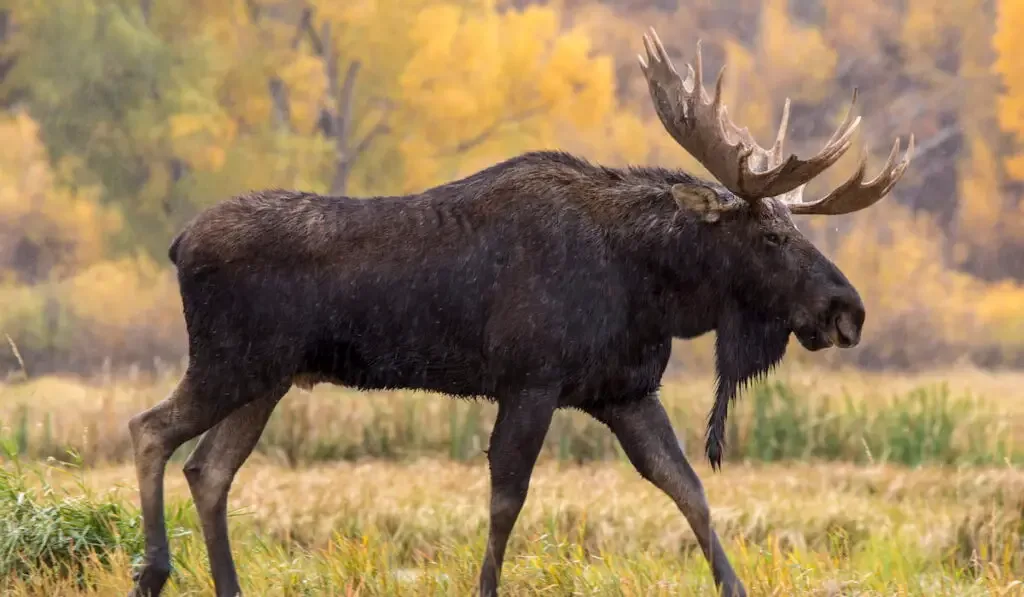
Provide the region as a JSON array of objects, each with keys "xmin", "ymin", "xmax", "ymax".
[
  {"xmin": 478, "ymin": 390, "xmax": 557, "ymax": 597},
  {"xmin": 127, "ymin": 372, "xmax": 242, "ymax": 596},
  {"xmin": 182, "ymin": 391, "xmax": 285, "ymax": 597},
  {"xmin": 127, "ymin": 367, "xmax": 282, "ymax": 597},
  {"xmin": 587, "ymin": 395, "xmax": 746, "ymax": 597}
]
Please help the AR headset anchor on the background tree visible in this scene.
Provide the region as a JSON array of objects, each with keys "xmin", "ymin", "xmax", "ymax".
[
  {"xmin": 994, "ymin": 0, "xmax": 1024, "ymax": 274},
  {"xmin": 1, "ymin": 0, "xmax": 1023, "ymax": 373}
]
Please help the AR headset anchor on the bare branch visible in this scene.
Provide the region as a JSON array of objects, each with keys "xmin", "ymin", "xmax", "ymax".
[
  {"xmin": 351, "ymin": 120, "xmax": 389, "ymax": 158},
  {"xmin": 336, "ymin": 61, "xmax": 361, "ymax": 151},
  {"xmin": 889, "ymin": 125, "xmax": 956, "ymax": 162},
  {"xmin": 314, "ymin": 16, "xmax": 391, "ymax": 195},
  {"xmin": 0, "ymin": 10, "xmax": 16, "ymax": 89},
  {"xmin": 268, "ymin": 77, "xmax": 291, "ymax": 131},
  {"xmin": 255, "ymin": 4, "xmax": 320, "ymax": 133},
  {"xmin": 292, "ymin": 8, "xmax": 312, "ymax": 50},
  {"xmin": 302, "ymin": 11, "xmax": 324, "ymax": 55},
  {"xmin": 440, "ymin": 105, "xmax": 549, "ymax": 157},
  {"xmin": 244, "ymin": 0, "xmax": 261, "ymax": 23}
]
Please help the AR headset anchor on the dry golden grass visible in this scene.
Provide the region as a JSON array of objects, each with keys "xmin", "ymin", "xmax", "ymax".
[
  {"xmin": 2, "ymin": 367, "xmax": 1023, "ymax": 595},
  {"xmin": 3, "ymin": 457, "xmax": 1023, "ymax": 596},
  {"xmin": 2, "ymin": 364, "xmax": 1023, "ymax": 466}
]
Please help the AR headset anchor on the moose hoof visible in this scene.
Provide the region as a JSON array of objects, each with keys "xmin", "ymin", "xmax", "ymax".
[{"xmin": 127, "ymin": 561, "xmax": 171, "ymax": 597}]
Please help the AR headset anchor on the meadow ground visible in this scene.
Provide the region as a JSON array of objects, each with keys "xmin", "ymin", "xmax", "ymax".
[{"xmin": 1, "ymin": 365, "xmax": 1023, "ymax": 596}]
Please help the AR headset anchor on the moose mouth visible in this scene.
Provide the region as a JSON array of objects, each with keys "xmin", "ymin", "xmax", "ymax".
[{"xmin": 794, "ymin": 312, "xmax": 861, "ymax": 351}]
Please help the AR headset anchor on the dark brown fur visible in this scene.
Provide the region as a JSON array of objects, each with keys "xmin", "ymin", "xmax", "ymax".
[{"xmin": 128, "ymin": 150, "xmax": 865, "ymax": 597}]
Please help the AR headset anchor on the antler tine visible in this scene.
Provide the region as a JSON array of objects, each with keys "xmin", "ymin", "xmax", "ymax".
[
  {"xmin": 787, "ymin": 134, "xmax": 915, "ymax": 216},
  {"xmin": 638, "ymin": 27, "xmax": 873, "ymax": 203},
  {"xmin": 693, "ymin": 38, "xmax": 706, "ymax": 103},
  {"xmin": 768, "ymin": 98, "xmax": 791, "ymax": 169},
  {"xmin": 739, "ymin": 88, "xmax": 863, "ymax": 198},
  {"xmin": 799, "ymin": 88, "xmax": 863, "ymax": 170}
]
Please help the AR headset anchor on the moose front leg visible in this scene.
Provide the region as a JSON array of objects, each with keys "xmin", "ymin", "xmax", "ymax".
[
  {"xmin": 478, "ymin": 390, "xmax": 557, "ymax": 597},
  {"xmin": 587, "ymin": 395, "xmax": 745, "ymax": 597}
]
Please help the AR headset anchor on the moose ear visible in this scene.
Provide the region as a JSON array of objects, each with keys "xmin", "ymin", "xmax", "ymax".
[{"xmin": 671, "ymin": 184, "xmax": 740, "ymax": 223}]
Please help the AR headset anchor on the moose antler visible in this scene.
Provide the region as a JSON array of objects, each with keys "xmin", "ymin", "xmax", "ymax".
[
  {"xmin": 638, "ymin": 27, "xmax": 913, "ymax": 214},
  {"xmin": 782, "ymin": 136, "xmax": 914, "ymax": 215}
]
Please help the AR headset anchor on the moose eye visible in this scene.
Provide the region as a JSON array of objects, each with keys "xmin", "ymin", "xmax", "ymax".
[{"xmin": 764, "ymin": 233, "xmax": 785, "ymax": 247}]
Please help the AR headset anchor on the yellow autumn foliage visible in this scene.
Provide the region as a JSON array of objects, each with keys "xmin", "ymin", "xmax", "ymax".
[
  {"xmin": 0, "ymin": 112, "xmax": 183, "ymax": 366},
  {"xmin": 975, "ymin": 281, "xmax": 1024, "ymax": 351},
  {"xmin": 0, "ymin": 253, "xmax": 184, "ymax": 367},
  {"xmin": 0, "ymin": 112, "xmax": 121, "ymax": 283},
  {"xmin": 901, "ymin": 0, "xmax": 959, "ymax": 58},
  {"xmin": 759, "ymin": 0, "xmax": 837, "ymax": 104},
  {"xmin": 2, "ymin": 0, "xmax": 1023, "ymax": 373},
  {"xmin": 995, "ymin": 0, "xmax": 1024, "ymax": 180},
  {"xmin": 956, "ymin": 133, "xmax": 1004, "ymax": 263},
  {"xmin": 62, "ymin": 254, "xmax": 183, "ymax": 353},
  {"xmin": 823, "ymin": 0, "xmax": 898, "ymax": 50},
  {"xmin": 392, "ymin": 2, "xmax": 616, "ymax": 191},
  {"xmin": 829, "ymin": 207, "xmax": 980, "ymax": 362}
]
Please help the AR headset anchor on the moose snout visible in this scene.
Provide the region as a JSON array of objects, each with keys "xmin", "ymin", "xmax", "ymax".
[{"xmin": 829, "ymin": 293, "xmax": 865, "ymax": 348}]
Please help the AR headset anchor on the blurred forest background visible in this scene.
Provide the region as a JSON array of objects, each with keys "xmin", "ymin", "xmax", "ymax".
[{"xmin": 1, "ymin": 0, "xmax": 1023, "ymax": 376}]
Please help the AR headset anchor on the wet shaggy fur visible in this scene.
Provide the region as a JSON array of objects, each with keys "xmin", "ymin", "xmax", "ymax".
[
  {"xmin": 169, "ymin": 149, "xmax": 855, "ymax": 465},
  {"xmin": 171, "ymin": 152, "xmax": 687, "ymax": 405},
  {"xmin": 130, "ymin": 149, "xmax": 864, "ymax": 597}
]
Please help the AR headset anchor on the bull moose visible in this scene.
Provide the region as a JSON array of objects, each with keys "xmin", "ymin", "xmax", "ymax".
[{"xmin": 127, "ymin": 27, "xmax": 913, "ymax": 597}]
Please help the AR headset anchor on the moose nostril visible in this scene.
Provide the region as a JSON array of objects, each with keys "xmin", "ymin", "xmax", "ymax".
[
  {"xmin": 829, "ymin": 293, "xmax": 865, "ymax": 330},
  {"xmin": 833, "ymin": 312, "xmax": 860, "ymax": 347},
  {"xmin": 854, "ymin": 304, "xmax": 866, "ymax": 328}
]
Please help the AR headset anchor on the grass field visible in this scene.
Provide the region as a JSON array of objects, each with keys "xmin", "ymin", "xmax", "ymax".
[
  {"xmin": 2, "ymin": 366, "xmax": 1024, "ymax": 595},
  {"xmin": 2, "ymin": 456, "xmax": 1022, "ymax": 596},
  {"xmin": 3, "ymin": 365, "xmax": 1024, "ymax": 467}
]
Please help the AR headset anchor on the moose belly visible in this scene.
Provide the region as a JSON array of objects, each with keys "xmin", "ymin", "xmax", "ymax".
[{"xmin": 297, "ymin": 339, "xmax": 489, "ymax": 397}]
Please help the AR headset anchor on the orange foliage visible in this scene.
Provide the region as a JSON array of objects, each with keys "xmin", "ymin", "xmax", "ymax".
[
  {"xmin": 995, "ymin": 0, "xmax": 1024, "ymax": 173},
  {"xmin": 994, "ymin": 0, "xmax": 1024, "ymax": 249}
]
